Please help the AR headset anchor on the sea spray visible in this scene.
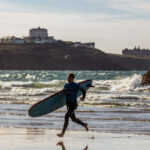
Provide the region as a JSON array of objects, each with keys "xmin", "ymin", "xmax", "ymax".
[{"xmin": 110, "ymin": 74, "xmax": 142, "ymax": 91}]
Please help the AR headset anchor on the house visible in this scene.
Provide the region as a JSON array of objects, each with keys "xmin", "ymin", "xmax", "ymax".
[
  {"xmin": 0, "ymin": 36, "xmax": 24, "ymax": 44},
  {"xmin": 29, "ymin": 27, "xmax": 48, "ymax": 40},
  {"xmin": 74, "ymin": 42, "xmax": 82, "ymax": 47},
  {"xmin": 10, "ymin": 37, "xmax": 25, "ymax": 44},
  {"xmin": 83, "ymin": 42, "xmax": 95, "ymax": 48},
  {"xmin": 74, "ymin": 42, "xmax": 95, "ymax": 48},
  {"xmin": 28, "ymin": 27, "xmax": 55, "ymax": 43},
  {"xmin": 122, "ymin": 46, "xmax": 150, "ymax": 57},
  {"xmin": 34, "ymin": 36, "xmax": 55, "ymax": 44}
]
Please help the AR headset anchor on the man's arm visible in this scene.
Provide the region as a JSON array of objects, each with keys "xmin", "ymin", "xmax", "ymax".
[{"xmin": 79, "ymin": 85, "xmax": 86, "ymax": 101}]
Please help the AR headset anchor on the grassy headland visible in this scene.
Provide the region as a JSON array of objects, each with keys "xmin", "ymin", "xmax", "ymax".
[{"xmin": 0, "ymin": 42, "xmax": 149, "ymax": 70}]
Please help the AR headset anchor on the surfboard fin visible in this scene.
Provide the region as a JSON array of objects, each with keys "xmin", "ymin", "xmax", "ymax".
[{"xmin": 87, "ymin": 84, "xmax": 94, "ymax": 87}]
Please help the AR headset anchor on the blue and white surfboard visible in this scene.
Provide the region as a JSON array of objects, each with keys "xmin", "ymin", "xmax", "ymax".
[{"xmin": 28, "ymin": 79, "xmax": 93, "ymax": 117}]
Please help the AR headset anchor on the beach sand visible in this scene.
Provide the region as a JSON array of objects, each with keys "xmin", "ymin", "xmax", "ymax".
[{"xmin": 0, "ymin": 128, "xmax": 150, "ymax": 150}]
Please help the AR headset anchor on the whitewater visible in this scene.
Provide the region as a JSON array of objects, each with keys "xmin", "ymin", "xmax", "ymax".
[{"xmin": 0, "ymin": 70, "xmax": 150, "ymax": 135}]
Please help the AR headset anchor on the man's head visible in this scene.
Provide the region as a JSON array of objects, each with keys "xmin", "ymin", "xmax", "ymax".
[{"xmin": 67, "ymin": 73, "xmax": 75, "ymax": 83}]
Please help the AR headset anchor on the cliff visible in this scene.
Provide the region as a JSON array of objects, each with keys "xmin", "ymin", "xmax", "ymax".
[{"xmin": 0, "ymin": 42, "xmax": 149, "ymax": 70}]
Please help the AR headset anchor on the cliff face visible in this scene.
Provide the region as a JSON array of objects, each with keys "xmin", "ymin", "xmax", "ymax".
[
  {"xmin": 107, "ymin": 54, "xmax": 150, "ymax": 71},
  {"xmin": 0, "ymin": 43, "xmax": 149, "ymax": 70}
]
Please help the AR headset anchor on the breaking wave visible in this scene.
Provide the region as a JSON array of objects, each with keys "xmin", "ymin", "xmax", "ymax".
[{"xmin": 93, "ymin": 74, "xmax": 150, "ymax": 92}]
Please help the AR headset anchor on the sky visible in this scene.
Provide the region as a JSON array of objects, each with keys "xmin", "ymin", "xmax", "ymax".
[{"xmin": 0, "ymin": 0, "xmax": 150, "ymax": 53}]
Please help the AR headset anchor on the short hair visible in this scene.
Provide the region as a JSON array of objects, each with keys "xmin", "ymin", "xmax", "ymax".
[{"xmin": 68, "ymin": 72, "xmax": 75, "ymax": 78}]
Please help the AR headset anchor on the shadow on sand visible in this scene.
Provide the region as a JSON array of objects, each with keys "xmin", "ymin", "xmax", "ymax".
[{"xmin": 57, "ymin": 141, "xmax": 88, "ymax": 150}]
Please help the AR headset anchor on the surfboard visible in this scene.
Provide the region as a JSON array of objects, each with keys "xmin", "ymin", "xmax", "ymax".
[{"xmin": 28, "ymin": 79, "xmax": 93, "ymax": 117}]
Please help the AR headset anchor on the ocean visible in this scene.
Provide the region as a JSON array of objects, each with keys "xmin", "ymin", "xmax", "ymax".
[{"xmin": 0, "ymin": 70, "xmax": 150, "ymax": 135}]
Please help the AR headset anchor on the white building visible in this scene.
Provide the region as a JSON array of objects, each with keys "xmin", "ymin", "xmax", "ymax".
[
  {"xmin": 74, "ymin": 42, "xmax": 95, "ymax": 48},
  {"xmin": 74, "ymin": 42, "xmax": 82, "ymax": 47},
  {"xmin": 122, "ymin": 47, "xmax": 150, "ymax": 56},
  {"xmin": 29, "ymin": 27, "xmax": 48, "ymax": 40},
  {"xmin": 10, "ymin": 37, "xmax": 25, "ymax": 44},
  {"xmin": 34, "ymin": 36, "xmax": 55, "ymax": 44},
  {"xmin": 28, "ymin": 27, "xmax": 55, "ymax": 43},
  {"xmin": 0, "ymin": 36, "xmax": 24, "ymax": 44},
  {"xmin": 83, "ymin": 43, "xmax": 95, "ymax": 48}
]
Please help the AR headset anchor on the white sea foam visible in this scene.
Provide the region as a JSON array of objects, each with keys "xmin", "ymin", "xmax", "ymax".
[
  {"xmin": 0, "ymin": 74, "xmax": 10, "ymax": 78},
  {"xmin": 110, "ymin": 74, "xmax": 150, "ymax": 92},
  {"xmin": 93, "ymin": 74, "xmax": 150, "ymax": 92},
  {"xmin": 0, "ymin": 80, "xmax": 66, "ymax": 89},
  {"xmin": 25, "ymin": 74, "xmax": 36, "ymax": 80}
]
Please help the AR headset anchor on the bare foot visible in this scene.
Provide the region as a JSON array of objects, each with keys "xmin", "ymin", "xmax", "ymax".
[
  {"xmin": 57, "ymin": 133, "xmax": 64, "ymax": 137},
  {"xmin": 84, "ymin": 123, "xmax": 88, "ymax": 132}
]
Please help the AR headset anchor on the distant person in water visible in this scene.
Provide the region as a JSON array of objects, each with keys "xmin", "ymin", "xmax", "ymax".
[{"xmin": 57, "ymin": 73, "xmax": 88, "ymax": 137}]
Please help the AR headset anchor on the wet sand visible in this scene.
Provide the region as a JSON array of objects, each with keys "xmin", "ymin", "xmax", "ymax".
[{"xmin": 0, "ymin": 128, "xmax": 150, "ymax": 150}]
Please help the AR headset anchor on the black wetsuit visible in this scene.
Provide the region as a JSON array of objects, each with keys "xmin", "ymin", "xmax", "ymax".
[{"xmin": 62, "ymin": 82, "xmax": 86, "ymax": 134}]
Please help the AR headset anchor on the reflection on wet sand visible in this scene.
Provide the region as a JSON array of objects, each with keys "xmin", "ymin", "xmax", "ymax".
[
  {"xmin": 26, "ymin": 128, "xmax": 46, "ymax": 135},
  {"xmin": 57, "ymin": 141, "xmax": 88, "ymax": 150},
  {"xmin": 25, "ymin": 128, "xmax": 46, "ymax": 141}
]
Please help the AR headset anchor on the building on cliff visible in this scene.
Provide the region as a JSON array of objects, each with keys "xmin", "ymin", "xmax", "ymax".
[
  {"xmin": 0, "ymin": 27, "xmax": 95, "ymax": 46},
  {"xmin": 83, "ymin": 42, "xmax": 95, "ymax": 48},
  {"xmin": 74, "ymin": 42, "xmax": 95, "ymax": 48},
  {"xmin": 29, "ymin": 27, "xmax": 48, "ymax": 39},
  {"xmin": 0, "ymin": 36, "xmax": 25, "ymax": 44},
  {"xmin": 25, "ymin": 27, "xmax": 55, "ymax": 43},
  {"xmin": 122, "ymin": 46, "xmax": 150, "ymax": 57}
]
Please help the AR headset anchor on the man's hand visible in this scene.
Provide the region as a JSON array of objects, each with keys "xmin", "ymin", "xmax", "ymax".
[
  {"xmin": 79, "ymin": 85, "xmax": 86, "ymax": 101},
  {"xmin": 80, "ymin": 97, "xmax": 85, "ymax": 101}
]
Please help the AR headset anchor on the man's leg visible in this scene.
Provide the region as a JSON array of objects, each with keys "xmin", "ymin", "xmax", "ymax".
[
  {"xmin": 57, "ymin": 106, "xmax": 74, "ymax": 137},
  {"xmin": 71, "ymin": 113, "xmax": 88, "ymax": 132}
]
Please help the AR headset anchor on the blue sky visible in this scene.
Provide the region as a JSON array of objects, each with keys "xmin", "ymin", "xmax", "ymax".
[
  {"xmin": 0, "ymin": 0, "xmax": 150, "ymax": 53},
  {"xmin": 2, "ymin": 0, "xmax": 148, "ymax": 17}
]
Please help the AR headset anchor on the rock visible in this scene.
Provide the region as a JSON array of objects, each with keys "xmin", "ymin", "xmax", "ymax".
[{"xmin": 141, "ymin": 70, "xmax": 150, "ymax": 85}]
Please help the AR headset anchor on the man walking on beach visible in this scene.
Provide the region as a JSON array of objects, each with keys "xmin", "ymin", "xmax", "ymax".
[{"xmin": 57, "ymin": 73, "xmax": 88, "ymax": 137}]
